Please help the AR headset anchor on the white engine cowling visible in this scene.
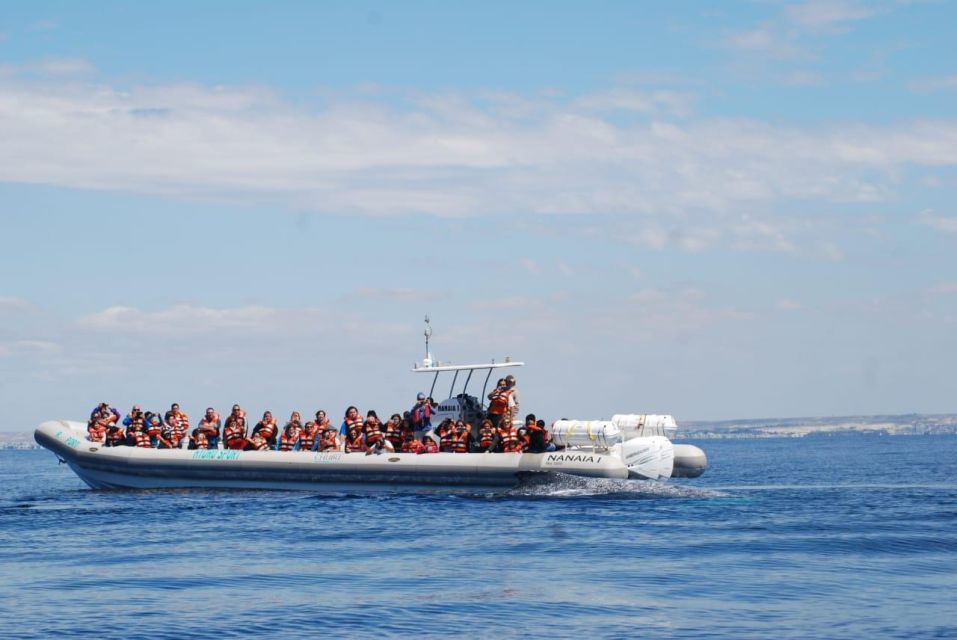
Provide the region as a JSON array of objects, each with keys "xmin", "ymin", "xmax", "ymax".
[{"xmin": 612, "ymin": 436, "xmax": 675, "ymax": 480}]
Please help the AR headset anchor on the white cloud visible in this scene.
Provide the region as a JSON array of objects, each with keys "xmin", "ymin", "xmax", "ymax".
[
  {"xmin": 784, "ymin": 1, "xmax": 874, "ymax": 32},
  {"xmin": 1, "ymin": 67, "xmax": 956, "ymax": 257},
  {"xmin": 77, "ymin": 304, "xmax": 287, "ymax": 335}
]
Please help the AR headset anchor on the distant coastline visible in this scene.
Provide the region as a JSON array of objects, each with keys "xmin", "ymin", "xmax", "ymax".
[
  {"xmin": 4, "ymin": 413, "xmax": 956, "ymax": 449},
  {"xmin": 679, "ymin": 414, "xmax": 957, "ymax": 439}
]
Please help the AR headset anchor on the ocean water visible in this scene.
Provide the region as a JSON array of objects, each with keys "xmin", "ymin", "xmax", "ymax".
[{"xmin": 1, "ymin": 435, "xmax": 955, "ymax": 639}]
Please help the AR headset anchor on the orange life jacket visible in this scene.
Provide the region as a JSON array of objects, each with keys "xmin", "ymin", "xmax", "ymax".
[
  {"xmin": 439, "ymin": 431, "xmax": 454, "ymax": 452},
  {"xmin": 319, "ymin": 429, "xmax": 339, "ymax": 451},
  {"xmin": 345, "ymin": 428, "xmax": 366, "ymax": 452},
  {"xmin": 401, "ymin": 439, "xmax": 423, "ymax": 453},
  {"xmin": 488, "ymin": 389, "xmax": 511, "ymax": 415},
  {"xmin": 172, "ymin": 411, "xmax": 190, "ymax": 431},
  {"xmin": 223, "ymin": 422, "xmax": 246, "ymax": 448},
  {"xmin": 133, "ymin": 431, "xmax": 152, "ymax": 448},
  {"xmin": 364, "ymin": 421, "xmax": 383, "ymax": 446},
  {"xmin": 191, "ymin": 431, "xmax": 209, "ymax": 450},
  {"xmin": 87, "ymin": 423, "xmax": 107, "ymax": 443},
  {"xmin": 105, "ymin": 426, "xmax": 125, "ymax": 447},
  {"xmin": 423, "ymin": 439, "xmax": 438, "ymax": 453},
  {"xmin": 300, "ymin": 424, "xmax": 320, "ymax": 450},
  {"xmin": 383, "ymin": 422, "xmax": 403, "ymax": 447},
  {"xmin": 451, "ymin": 429, "xmax": 470, "ymax": 453},
  {"xmin": 499, "ymin": 427, "xmax": 522, "ymax": 452},
  {"xmin": 478, "ymin": 427, "xmax": 496, "ymax": 449},
  {"xmin": 279, "ymin": 429, "xmax": 301, "ymax": 451}
]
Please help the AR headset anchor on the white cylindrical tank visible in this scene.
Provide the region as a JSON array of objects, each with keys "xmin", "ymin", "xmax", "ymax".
[
  {"xmin": 549, "ymin": 420, "xmax": 622, "ymax": 447},
  {"xmin": 612, "ymin": 414, "xmax": 678, "ymax": 440}
]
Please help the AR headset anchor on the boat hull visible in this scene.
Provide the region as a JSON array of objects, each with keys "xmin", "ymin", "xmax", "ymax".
[{"xmin": 35, "ymin": 420, "xmax": 636, "ymax": 491}]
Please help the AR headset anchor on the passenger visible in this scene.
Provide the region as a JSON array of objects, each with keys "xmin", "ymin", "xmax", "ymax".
[
  {"xmin": 486, "ymin": 379, "xmax": 509, "ymax": 428},
  {"xmin": 252, "ymin": 411, "xmax": 279, "ymax": 448},
  {"xmin": 339, "ymin": 406, "xmax": 364, "ymax": 439},
  {"xmin": 314, "ymin": 410, "xmax": 331, "ymax": 431},
  {"xmin": 223, "ymin": 413, "xmax": 248, "ymax": 450},
  {"xmin": 145, "ymin": 415, "xmax": 163, "ymax": 448},
  {"xmin": 524, "ymin": 413, "xmax": 547, "ymax": 453},
  {"xmin": 436, "ymin": 419, "xmax": 454, "ymax": 452},
  {"xmin": 365, "ymin": 435, "xmax": 394, "ymax": 456},
  {"xmin": 87, "ymin": 415, "xmax": 108, "ymax": 443},
  {"xmin": 364, "ymin": 411, "xmax": 384, "ymax": 449},
  {"xmin": 188, "ymin": 427, "xmax": 210, "ymax": 450},
  {"xmin": 157, "ymin": 419, "xmax": 180, "ymax": 449},
  {"xmin": 451, "ymin": 420, "xmax": 471, "ymax": 453},
  {"xmin": 400, "ymin": 431, "xmax": 423, "ymax": 453},
  {"xmin": 539, "ymin": 419, "xmax": 557, "ymax": 452},
  {"xmin": 410, "ymin": 393, "xmax": 438, "ymax": 439},
  {"xmin": 104, "ymin": 422, "xmax": 126, "ymax": 447},
  {"xmin": 122, "ymin": 405, "xmax": 144, "ymax": 428},
  {"xmin": 474, "ymin": 419, "xmax": 498, "ymax": 453},
  {"xmin": 197, "ymin": 408, "xmax": 221, "ymax": 449},
  {"xmin": 166, "ymin": 414, "xmax": 188, "ymax": 449},
  {"xmin": 91, "ymin": 402, "xmax": 121, "ymax": 426},
  {"xmin": 165, "ymin": 403, "xmax": 192, "ymax": 444},
  {"xmin": 498, "ymin": 420, "xmax": 523, "ymax": 453},
  {"xmin": 383, "ymin": 414, "xmax": 404, "ymax": 451},
  {"xmin": 420, "ymin": 435, "xmax": 438, "ymax": 454},
  {"xmin": 244, "ymin": 431, "xmax": 271, "ymax": 451},
  {"xmin": 300, "ymin": 420, "xmax": 321, "ymax": 452},
  {"xmin": 343, "ymin": 421, "xmax": 367, "ymax": 453},
  {"xmin": 318, "ymin": 423, "xmax": 340, "ymax": 452},
  {"xmin": 125, "ymin": 410, "xmax": 147, "ymax": 447},
  {"xmin": 277, "ymin": 415, "xmax": 303, "ymax": 451}
]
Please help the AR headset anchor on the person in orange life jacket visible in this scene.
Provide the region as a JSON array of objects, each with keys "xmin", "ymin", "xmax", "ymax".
[
  {"xmin": 189, "ymin": 428, "xmax": 210, "ymax": 450},
  {"xmin": 300, "ymin": 420, "xmax": 321, "ymax": 452},
  {"xmin": 157, "ymin": 420, "xmax": 179, "ymax": 449},
  {"xmin": 486, "ymin": 379, "xmax": 509, "ymax": 429},
  {"xmin": 165, "ymin": 402, "xmax": 193, "ymax": 443},
  {"xmin": 87, "ymin": 414, "xmax": 109, "ymax": 443},
  {"xmin": 244, "ymin": 431, "xmax": 270, "ymax": 451},
  {"xmin": 122, "ymin": 405, "xmax": 144, "ymax": 428},
  {"xmin": 539, "ymin": 419, "xmax": 557, "ymax": 452},
  {"xmin": 421, "ymin": 436, "xmax": 438, "ymax": 454},
  {"xmin": 313, "ymin": 409, "xmax": 331, "ymax": 432},
  {"xmin": 252, "ymin": 411, "xmax": 279, "ymax": 448},
  {"xmin": 277, "ymin": 413, "xmax": 303, "ymax": 451},
  {"xmin": 400, "ymin": 431, "xmax": 424, "ymax": 453},
  {"xmin": 344, "ymin": 422, "xmax": 367, "ymax": 453},
  {"xmin": 223, "ymin": 414, "xmax": 249, "ymax": 450},
  {"xmin": 436, "ymin": 419, "xmax": 455, "ymax": 452},
  {"xmin": 450, "ymin": 420, "xmax": 471, "ymax": 453},
  {"xmin": 524, "ymin": 413, "xmax": 547, "ymax": 453},
  {"xmin": 410, "ymin": 392, "xmax": 438, "ymax": 438},
  {"xmin": 339, "ymin": 406, "xmax": 364, "ymax": 438},
  {"xmin": 145, "ymin": 414, "xmax": 163, "ymax": 448},
  {"xmin": 383, "ymin": 413, "xmax": 404, "ymax": 451},
  {"xmin": 196, "ymin": 407, "xmax": 221, "ymax": 449},
  {"xmin": 125, "ymin": 410, "xmax": 147, "ymax": 446},
  {"xmin": 104, "ymin": 421, "xmax": 126, "ymax": 447},
  {"xmin": 364, "ymin": 410, "xmax": 385, "ymax": 448},
  {"xmin": 498, "ymin": 420, "xmax": 523, "ymax": 453},
  {"xmin": 318, "ymin": 423, "xmax": 340, "ymax": 452},
  {"xmin": 474, "ymin": 419, "xmax": 499, "ymax": 453}
]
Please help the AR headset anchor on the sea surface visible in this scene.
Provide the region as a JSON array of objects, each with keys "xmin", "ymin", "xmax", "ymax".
[{"xmin": 1, "ymin": 435, "xmax": 955, "ymax": 639}]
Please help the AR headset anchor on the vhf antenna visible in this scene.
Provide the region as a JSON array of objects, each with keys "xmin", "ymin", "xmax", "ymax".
[{"xmin": 423, "ymin": 315, "xmax": 432, "ymax": 358}]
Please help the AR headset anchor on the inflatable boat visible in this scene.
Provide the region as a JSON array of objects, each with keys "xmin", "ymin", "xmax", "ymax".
[{"xmin": 33, "ymin": 321, "xmax": 707, "ymax": 492}]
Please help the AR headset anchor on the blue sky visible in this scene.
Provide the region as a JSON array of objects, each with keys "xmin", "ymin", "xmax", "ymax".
[{"xmin": 1, "ymin": 1, "xmax": 956, "ymax": 429}]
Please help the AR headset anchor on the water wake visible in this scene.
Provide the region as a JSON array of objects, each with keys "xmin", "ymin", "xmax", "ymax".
[{"xmin": 506, "ymin": 472, "xmax": 726, "ymax": 499}]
